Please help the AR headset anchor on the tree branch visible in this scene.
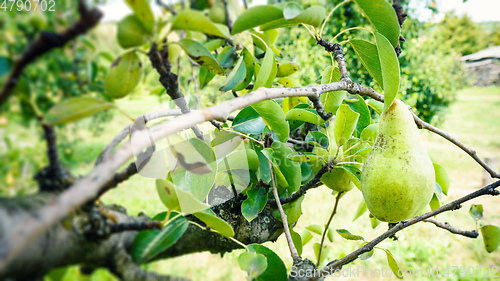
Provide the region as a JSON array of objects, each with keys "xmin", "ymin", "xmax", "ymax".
[
  {"xmin": 0, "ymin": 0, "xmax": 102, "ymax": 109},
  {"xmin": 424, "ymin": 218, "xmax": 479, "ymax": 238},
  {"xmin": 312, "ymin": 180, "xmax": 500, "ymax": 280}
]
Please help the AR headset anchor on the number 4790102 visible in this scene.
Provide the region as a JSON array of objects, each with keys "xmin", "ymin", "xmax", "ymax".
[{"xmin": 1, "ymin": 0, "xmax": 56, "ymax": 12}]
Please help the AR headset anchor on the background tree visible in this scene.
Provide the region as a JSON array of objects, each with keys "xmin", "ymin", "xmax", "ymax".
[{"xmin": 0, "ymin": 0, "xmax": 498, "ymax": 280}]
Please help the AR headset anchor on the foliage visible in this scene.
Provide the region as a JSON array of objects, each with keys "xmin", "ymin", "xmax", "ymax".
[{"xmin": 0, "ymin": 0, "xmax": 498, "ymax": 280}]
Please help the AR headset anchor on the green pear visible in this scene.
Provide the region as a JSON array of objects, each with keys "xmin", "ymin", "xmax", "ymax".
[
  {"xmin": 310, "ymin": 150, "xmax": 354, "ymax": 193},
  {"xmin": 360, "ymin": 99, "xmax": 434, "ymax": 223}
]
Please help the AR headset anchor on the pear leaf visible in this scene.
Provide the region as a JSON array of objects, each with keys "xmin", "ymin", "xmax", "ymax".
[
  {"xmin": 172, "ymin": 10, "xmax": 230, "ymax": 38},
  {"xmin": 45, "ymin": 97, "xmax": 117, "ymax": 125},
  {"xmin": 336, "ymin": 229, "xmax": 364, "ymax": 240},
  {"xmin": 375, "ymin": 32, "xmax": 400, "ymax": 112},
  {"xmin": 232, "ymin": 5, "xmax": 283, "ymax": 34},
  {"xmin": 176, "ymin": 39, "xmax": 224, "ymax": 75},
  {"xmin": 433, "ymin": 163, "xmax": 450, "ymax": 195},
  {"xmin": 481, "ymin": 225, "xmax": 500, "ymax": 253},
  {"xmin": 238, "ymin": 252, "xmax": 267, "ymax": 279},
  {"xmin": 469, "ymin": 204, "xmax": 484, "ymax": 221},
  {"xmin": 353, "ymin": 0, "xmax": 400, "ymax": 47},
  {"xmin": 334, "ymin": 104, "xmax": 360, "ymax": 148},
  {"xmin": 384, "ymin": 249, "xmax": 403, "ymax": 279}
]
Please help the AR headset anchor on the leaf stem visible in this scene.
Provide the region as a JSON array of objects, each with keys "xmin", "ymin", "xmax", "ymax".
[
  {"xmin": 317, "ymin": 191, "xmax": 343, "ymax": 266},
  {"xmin": 330, "ymin": 27, "xmax": 371, "ymax": 43},
  {"xmin": 320, "ymin": 0, "xmax": 352, "ymax": 37}
]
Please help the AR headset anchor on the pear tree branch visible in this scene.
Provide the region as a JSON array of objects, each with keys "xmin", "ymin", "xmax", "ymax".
[
  {"xmin": 423, "ymin": 218, "xmax": 479, "ymax": 238},
  {"xmin": 312, "ymin": 180, "xmax": 500, "ymax": 280}
]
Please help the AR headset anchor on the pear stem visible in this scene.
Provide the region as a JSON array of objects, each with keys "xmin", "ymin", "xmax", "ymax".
[{"xmin": 317, "ymin": 191, "xmax": 343, "ymax": 267}]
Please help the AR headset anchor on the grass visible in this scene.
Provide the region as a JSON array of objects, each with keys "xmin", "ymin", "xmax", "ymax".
[{"xmin": 4, "ymin": 86, "xmax": 497, "ymax": 280}]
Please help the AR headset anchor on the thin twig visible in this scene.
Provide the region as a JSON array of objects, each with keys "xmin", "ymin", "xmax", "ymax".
[
  {"xmin": 424, "ymin": 218, "xmax": 478, "ymax": 238},
  {"xmin": 309, "ymin": 96, "xmax": 333, "ymax": 120},
  {"xmin": 0, "ymin": 0, "xmax": 102, "ymax": 109},
  {"xmin": 317, "ymin": 191, "xmax": 343, "ymax": 267},
  {"xmin": 266, "ymin": 135, "xmax": 300, "ymax": 261},
  {"xmin": 156, "ymin": 0, "xmax": 177, "ymax": 15},
  {"xmin": 42, "ymin": 124, "xmax": 61, "ymax": 170},
  {"xmin": 312, "ymin": 180, "xmax": 500, "ymax": 280},
  {"xmin": 110, "ymin": 221, "xmax": 162, "ymax": 233},
  {"xmin": 221, "ymin": 0, "xmax": 233, "ymax": 32},
  {"xmin": 268, "ymin": 161, "xmax": 334, "ymax": 207}
]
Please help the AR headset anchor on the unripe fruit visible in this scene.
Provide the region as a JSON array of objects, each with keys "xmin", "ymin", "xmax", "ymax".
[
  {"xmin": 104, "ymin": 51, "xmax": 142, "ymax": 99},
  {"xmin": 208, "ymin": 3, "xmax": 226, "ymax": 24},
  {"xmin": 117, "ymin": 14, "xmax": 148, "ymax": 49},
  {"xmin": 28, "ymin": 13, "xmax": 47, "ymax": 30}
]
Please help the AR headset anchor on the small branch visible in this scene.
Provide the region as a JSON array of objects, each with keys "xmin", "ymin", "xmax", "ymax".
[
  {"xmin": 148, "ymin": 43, "xmax": 204, "ymax": 140},
  {"xmin": 312, "ymin": 180, "xmax": 500, "ymax": 280},
  {"xmin": 96, "ymin": 162, "xmax": 138, "ymax": 199},
  {"xmin": 309, "ymin": 96, "xmax": 333, "ymax": 120},
  {"xmin": 110, "ymin": 221, "xmax": 162, "ymax": 233},
  {"xmin": 221, "ymin": 0, "xmax": 233, "ymax": 32},
  {"xmin": 265, "ymin": 135, "xmax": 300, "ymax": 261},
  {"xmin": 242, "ymin": 0, "xmax": 248, "ymax": 9},
  {"xmin": 268, "ymin": 161, "xmax": 334, "ymax": 207},
  {"xmin": 156, "ymin": 0, "xmax": 177, "ymax": 15},
  {"xmin": 424, "ymin": 218, "xmax": 478, "ymax": 238},
  {"xmin": 316, "ymin": 40, "xmax": 349, "ymax": 80},
  {"xmin": 0, "ymin": 0, "xmax": 102, "ymax": 109},
  {"xmin": 42, "ymin": 124, "xmax": 61, "ymax": 170},
  {"xmin": 392, "ymin": 0, "xmax": 407, "ymax": 57},
  {"xmin": 411, "ymin": 112, "xmax": 500, "ymax": 179},
  {"xmin": 96, "ymin": 109, "xmax": 182, "ymax": 165},
  {"xmin": 317, "ymin": 192, "xmax": 343, "ymax": 267}
]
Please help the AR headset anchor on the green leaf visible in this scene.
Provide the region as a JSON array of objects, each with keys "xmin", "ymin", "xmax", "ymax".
[
  {"xmin": 469, "ymin": 204, "xmax": 484, "ymax": 221},
  {"xmin": 349, "ymin": 39, "xmax": 384, "ymax": 88},
  {"xmin": 429, "ymin": 193, "xmax": 440, "ymax": 211},
  {"xmin": 367, "ymin": 99, "xmax": 384, "ymax": 115},
  {"xmin": 285, "ymin": 108, "xmax": 323, "ymax": 125},
  {"xmin": 340, "ymin": 165, "xmax": 362, "ymax": 189},
  {"xmin": 306, "ymin": 224, "xmax": 323, "ymax": 235},
  {"xmin": 199, "ymin": 66, "xmax": 215, "ymax": 89},
  {"xmin": 232, "ymin": 106, "xmax": 266, "ymax": 135},
  {"xmin": 320, "ymin": 66, "xmax": 346, "ymax": 115},
  {"xmin": 336, "ymin": 229, "xmax": 364, "ymax": 240},
  {"xmin": 254, "ymin": 49, "xmax": 275, "ymax": 90},
  {"xmin": 306, "ymin": 131, "xmax": 329, "ymax": 149},
  {"xmin": 313, "ymin": 243, "xmax": 330, "ymax": 266},
  {"xmin": 204, "ymin": 39, "xmax": 226, "ymax": 51},
  {"xmin": 45, "ymin": 97, "xmax": 117, "ymax": 125},
  {"xmin": 248, "ymin": 244, "xmax": 287, "ymax": 281},
  {"xmin": 353, "ymin": 0, "xmax": 400, "ymax": 47},
  {"xmin": 301, "ymin": 229, "xmax": 313, "ymax": 245},
  {"xmin": 271, "ymin": 141, "xmax": 301, "ymax": 193},
  {"xmin": 238, "ymin": 252, "xmax": 267, "ymax": 279},
  {"xmin": 334, "ymin": 104, "xmax": 360, "ymax": 147},
  {"xmin": 481, "ymin": 225, "xmax": 500, "ymax": 253},
  {"xmin": 233, "ymin": 48, "xmax": 255, "ymax": 91},
  {"xmin": 0, "ymin": 56, "xmax": 11, "ymax": 77},
  {"xmin": 105, "ymin": 51, "xmax": 142, "ymax": 99},
  {"xmin": 375, "ymin": 32, "xmax": 400, "ymax": 112},
  {"xmin": 359, "ymin": 243, "xmax": 374, "ymax": 260},
  {"xmin": 283, "ymin": 2, "xmax": 303, "ymax": 19},
  {"xmin": 261, "ymin": 148, "xmax": 289, "ymax": 188},
  {"xmin": 125, "ymin": 0, "xmax": 155, "ymax": 32},
  {"xmin": 220, "ymin": 56, "xmax": 246, "ymax": 92},
  {"xmin": 287, "ymin": 152, "xmax": 322, "ymax": 163},
  {"xmin": 156, "ymin": 179, "xmax": 180, "ymax": 211},
  {"xmin": 117, "ymin": 14, "xmax": 149, "ymax": 49},
  {"xmin": 370, "ymin": 214, "xmax": 381, "ymax": 229},
  {"xmin": 384, "ymin": 249, "xmax": 403, "ymax": 279},
  {"xmin": 327, "ymin": 227, "xmax": 335, "ymax": 242},
  {"xmin": 131, "ymin": 212, "xmax": 188, "ymax": 263},
  {"xmin": 433, "ymin": 163, "xmax": 450, "ymax": 196},
  {"xmin": 172, "ymin": 10, "xmax": 229, "ymax": 38},
  {"xmin": 176, "ymin": 39, "xmax": 224, "ymax": 75},
  {"xmin": 241, "ymin": 187, "xmax": 267, "ymax": 222},
  {"xmin": 353, "ymin": 199, "xmax": 368, "ymax": 222},
  {"xmin": 360, "ymin": 124, "xmax": 378, "ymax": 142},
  {"xmin": 194, "ymin": 209, "xmax": 235, "ymax": 238},
  {"xmin": 217, "ymin": 46, "xmax": 237, "ymax": 69},
  {"xmin": 232, "ymin": 5, "xmax": 284, "ymax": 34},
  {"xmin": 290, "ymin": 228, "xmax": 303, "ymax": 256},
  {"xmin": 345, "ymin": 95, "xmax": 371, "ymax": 136},
  {"xmin": 289, "ymin": 6, "xmax": 326, "ymax": 27},
  {"xmin": 252, "ymin": 100, "xmax": 289, "ymax": 143},
  {"xmin": 276, "ymin": 62, "xmax": 300, "ymax": 77}
]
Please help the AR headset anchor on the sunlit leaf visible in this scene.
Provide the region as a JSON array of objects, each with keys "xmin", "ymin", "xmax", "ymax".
[
  {"xmin": 285, "ymin": 108, "xmax": 323, "ymax": 125},
  {"xmin": 353, "ymin": 199, "xmax": 368, "ymax": 222},
  {"xmin": 353, "ymin": 0, "xmax": 400, "ymax": 47},
  {"xmin": 481, "ymin": 225, "xmax": 500, "ymax": 253},
  {"xmin": 220, "ymin": 56, "xmax": 246, "ymax": 92},
  {"xmin": 334, "ymin": 104, "xmax": 360, "ymax": 147},
  {"xmin": 384, "ymin": 249, "xmax": 403, "ymax": 279},
  {"xmin": 345, "ymin": 95, "xmax": 371, "ymax": 136},
  {"xmin": 232, "ymin": 5, "xmax": 283, "ymax": 34},
  {"xmin": 232, "ymin": 106, "xmax": 266, "ymax": 135},
  {"xmin": 233, "ymin": 48, "xmax": 255, "ymax": 91},
  {"xmin": 217, "ymin": 46, "xmax": 238, "ymax": 69},
  {"xmin": 252, "ymin": 100, "xmax": 289, "ymax": 143},
  {"xmin": 288, "ymin": 152, "xmax": 322, "ymax": 163},
  {"xmin": 340, "ymin": 165, "xmax": 362, "ymax": 189},
  {"xmin": 194, "ymin": 209, "xmax": 235, "ymax": 238},
  {"xmin": 349, "ymin": 39, "xmax": 383, "ymax": 88},
  {"xmin": 239, "ymin": 252, "xmax": 267, "ymax": 279},
  {"xmin": 172, "ymin": 10, "xmax": 230, "ymax": 38},
  {"xmin": 360, "ymin": 124, "xmax": 378, "ymax": 142},
  {"xmin": 433, "ymin": 163, "xmax": 450, "ymax": 195},
  {"xmin": 105, "ymin": 51, "xmax": 142, "ymax": 99},
  {"xmin": 306, "ymin": 224, "xmax": 323, "ymax": 235},
  {"xmin": 176, "ymin": 39, "xmax": 224, "ymax": 75},
  {"xmin": 125, "ymin": 0, "xmax": 155, "ymax": 32},
  {"xmin": 336, "ymin": 229, "xmax": 364, "ymax": 240},
  {"xmin": 375, "ymin": 32, "xmax": 400, "ymax": 112},
  {"xmin": 45, "ymin": 97, "xmax": 117, "ymax": 125},
  {"xmin": 367, "ymin": 99, "xmax": 384, "ymax": 115},
  {"xmin": 469, "ymin": 204, "xmax": 484, "ymax": 221},
  {"xmin": 290, "ymin": 228, "xmax": 303, "ymax": 256}
]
